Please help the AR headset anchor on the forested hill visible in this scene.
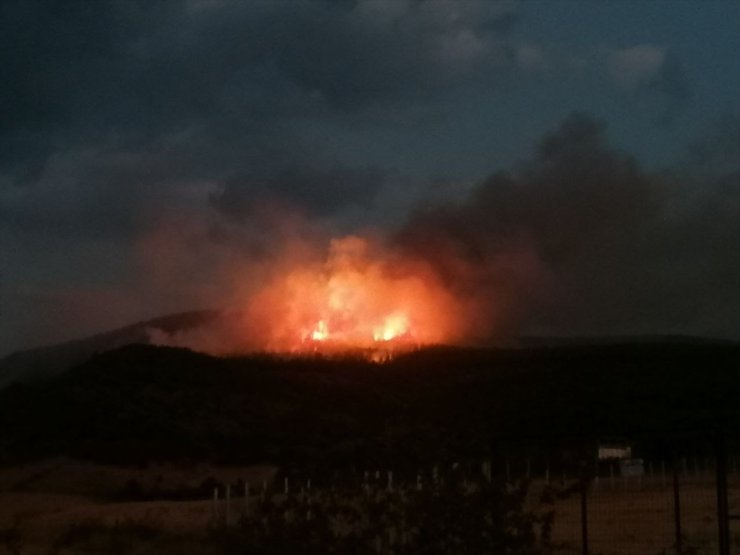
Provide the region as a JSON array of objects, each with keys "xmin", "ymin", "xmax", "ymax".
[
  {"xmin": 0, "ymin": 310, "xmax": 221, "ymax": 389},
  {"xmin": 1, "ymin": 342, "xmax": 740, "ymax": 467}
]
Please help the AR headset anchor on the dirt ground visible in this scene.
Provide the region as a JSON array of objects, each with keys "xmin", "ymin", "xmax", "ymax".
[
  {"xmin": 0, "ymin": 459, "xmax": 277, "ymax": 554},
  {"xmin": 545, "ymin": 474, "xmax": 740, "ymax": 555},
  {"xmin": 1, "ymin": 462, "xmax": 739, "ymax": 554}
]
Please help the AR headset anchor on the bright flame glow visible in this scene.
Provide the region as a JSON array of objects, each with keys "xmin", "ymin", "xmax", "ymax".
[
  {"xmin": 373, "ymin": 312, "xmax": 409, "ymax": 342},
  {"xmin": 310, "ymin": 320, "xmax": 329, "ymax": 341},
  {"xmin": 246, "ymin": 235, "xmax": 463, "ymax": 353}
]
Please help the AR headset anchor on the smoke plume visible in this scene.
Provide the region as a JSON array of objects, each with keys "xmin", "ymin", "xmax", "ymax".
[
  {"xmin": 397, "ymin": 113, "xmax": 740, "ymax": 340},
  {"xmin": 116, "ymin": 113, "xmax": 740, "ymax": 352}
]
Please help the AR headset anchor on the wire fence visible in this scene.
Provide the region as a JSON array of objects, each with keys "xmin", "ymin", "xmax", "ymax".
[
  {"xmin": 203, "ymin": 448, "xmax": 740, "ymax": 554},
  {"xmin": 547, "ymin": 461, "xmax": 719, "ymax": 555}
]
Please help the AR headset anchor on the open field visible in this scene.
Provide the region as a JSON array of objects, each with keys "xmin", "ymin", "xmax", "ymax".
[
  {"xmin": 2, "ymin": 343, "xmax": 740, "ymax": 553},
  {"xmin": 2, "ymin": 461, "xmax": 740, "ymax": 554},
  {"xmin": 548, "ymin": 478, "xmax": 725, "ymax": 555},
  {"xmin": 0, "ymin": 460, "xmax": 277, "ymax": 554}
]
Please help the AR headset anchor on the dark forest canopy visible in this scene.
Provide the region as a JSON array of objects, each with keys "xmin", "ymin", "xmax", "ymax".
[{"xmin": 2, "ymin": 342, "xmax": 739, "ymax": 467}]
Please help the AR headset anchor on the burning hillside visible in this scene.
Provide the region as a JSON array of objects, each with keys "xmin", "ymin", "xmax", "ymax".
[{"xmin": 244, "ymin": 235, "xmax": 466, "ymax": 355}]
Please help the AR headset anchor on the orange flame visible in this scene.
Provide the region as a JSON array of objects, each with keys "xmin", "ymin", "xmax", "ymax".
[
  {"xmin": 246, "ymin": 235, "xmax": 463, "ymax": 353},
  {"xmin": 310, "ymin": 320, "xmax": 329, "ymax": 341},
  {"xmin": 373, "ymin": 312, "xmax": 409, "ymax": 342}
]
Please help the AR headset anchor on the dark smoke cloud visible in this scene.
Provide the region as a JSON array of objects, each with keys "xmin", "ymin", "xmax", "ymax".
[
  {"xmin": 0, "ymin": 1, "xmax": 736, "ymax": 354},
  {"xmin": 397, "ymin": 113, "xmax": 740, "ymax": 340},
  {"xmin": 210, "ymin": 165, "xmax": 387, "ymax": 221},
  {"xmin": 0, "ymin": 0, "xmax": 517, "ymax": 188},
  {"xmin": 647, "ymin": 53, "xmax": 693, "ymax": 125},
  {"xmin": 0, "ymin": 0, "xmax": 521, "ymax": 301}
]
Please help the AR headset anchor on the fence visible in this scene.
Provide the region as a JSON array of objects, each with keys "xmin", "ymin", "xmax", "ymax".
[{"xmin": 204, "ymin": 441, "xmax": 740, "ymax": 554}]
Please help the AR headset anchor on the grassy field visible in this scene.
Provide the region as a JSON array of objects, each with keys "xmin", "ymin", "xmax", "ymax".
[
  {"xmin": 548, "ymin": 478, "xmax": 722, "ymax": 555},
  {"xmin": 2, "ymin": 461, "xmax": 740, "ymax": 554},
  {"xmin": 0, "ymin": 460, "xmax": 276, "ymax": 554}
]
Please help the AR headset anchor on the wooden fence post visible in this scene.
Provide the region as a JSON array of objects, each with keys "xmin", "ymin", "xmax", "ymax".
[
  {"xmin": 212, "ymin": 487, "xmax": 219, "ymax": 522},
  {"xmin": 225, "ymin": 484, "xmax": 231, "ymax": 526},
  {"xmin": 661, "ymin": 460, "xmax": 666, "ymax": 489},
  {"xmin": 673, "ymin": 457, "xmax": 683, "ymax": 554},
  {"xmin": 716, "ymin": 435, "xmax": 730, "ymax": 555},
  {"xmin": 580, "ymin": 462, "xmax": 589, "ymax": 555},
  {"xmin": 609, "ymin": 464, "xmax": 615, "ymax": 491}
]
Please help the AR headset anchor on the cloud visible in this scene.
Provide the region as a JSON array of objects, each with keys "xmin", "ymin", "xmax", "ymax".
[
  {"xmin": 515, "ymin": 43, "xmax": 547, "ymax": 71},
  {"xmin": 608, "ymin": 45, "xmax": 692, "ymax": 124},
  {"xmin": 0, "ymin": 0, "xmax": 521, "ymax": 216},
  {"xmin": 609, "ymin": 45, "xmax": 666, "ymax": 91},
  {"xmin": 210, "ymin": 165, "xmax": 387, "ymax": 222},
  {"xmin": 0, "ymin": 1, "xmax": 734, "ymax": 354}
]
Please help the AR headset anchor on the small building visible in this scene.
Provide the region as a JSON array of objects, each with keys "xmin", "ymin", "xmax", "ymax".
[{"xmin": 597, "ymin": 443, "xmax": 632, "ymax": 461}]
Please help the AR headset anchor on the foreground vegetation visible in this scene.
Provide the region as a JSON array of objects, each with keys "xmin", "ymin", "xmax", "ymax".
[
  {"xmin": 0, "ymin": 473, "xmax": 552, "ymax": 554},
  {"xmin": 3, "ymin": 464, "xmax": 740, "ymax": 555},
  {"xmin": 2, "ymin": 341, "xmax": 740, "ymax": 553},
  {"xmin": 2, "ymin": 342, "xmax": 740, "ymax": 466}
]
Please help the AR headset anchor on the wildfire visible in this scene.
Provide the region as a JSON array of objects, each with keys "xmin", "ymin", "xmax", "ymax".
[
  {"xmin": 308, "ymin": 310, "xmax": 409, "ymax": 344},
  {"xmin": 310, "ymin": 320, "xmax": 329, "ymax": 341},
  {"xmin": 372, "ymin": 312, "xmax": 409, "ymax": 342},
  {"xmin": 246, "ymin": 235, "xmax": 463, "ymax": 354}
]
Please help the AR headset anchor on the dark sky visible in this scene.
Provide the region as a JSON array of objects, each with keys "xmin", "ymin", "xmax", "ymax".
[{"xmin": 1, "ymin": 0, "xmax": 739, "ymax": 354}]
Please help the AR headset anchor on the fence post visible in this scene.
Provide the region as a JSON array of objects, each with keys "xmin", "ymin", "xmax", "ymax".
[
  {"xmin": 212, "ymin": 487, "xmax": 219, "ymax": 522},
  {"xmin": 580, "ymin": 462, "xmax": 589, "ymax": 555},
  {"xmin": 225, "ymin": 484, "xmax": 231, "ymax": 526},
  {"xmin": 482, "ymin": 460, "xmax": 492, "ymax": 483},
  {"xmin": 593, "ymin": 457, "xmax": 599, "ymax": 493},
  {"xmin": 716, "ymin": 434, "xmax": 730, "ymax": 555},
  {"xmin": 609, "ymin": 463, "xmax": 615, "ymax": 491},
  {"xmin": 673, "ymin": 457, "xmax": 682, "ymax": 554},
  {"xmin": 661, "ymin": 460, "xmax": 666, "ymax": 489}
]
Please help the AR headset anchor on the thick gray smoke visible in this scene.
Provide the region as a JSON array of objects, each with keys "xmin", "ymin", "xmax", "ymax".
[{"xmin": 396, "ymin": 113, "xmax": 740, "ymax": 341}]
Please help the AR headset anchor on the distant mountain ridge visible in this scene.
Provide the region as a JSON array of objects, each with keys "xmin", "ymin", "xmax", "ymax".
[
  {"xmin": 518, "ymin": 334, "xmax": 736, "ymax": 348},
  {"xmin": 2, "ymin": 309, "xmax": 736, "ymax": 390},
  {"xmin": 3, "ymin": 341, "xmax": 740, "ymax": 466},
  {"xmin": 0, "ymin": 310, "xmax": 221, "ymax": 389}
]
